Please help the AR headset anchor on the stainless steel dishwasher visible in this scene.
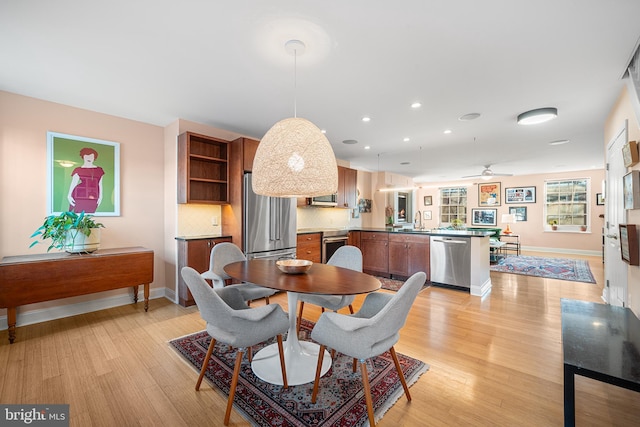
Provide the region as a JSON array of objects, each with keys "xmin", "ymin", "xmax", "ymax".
[{"xmin": 430, "ymin": 235, "xmax": 471, "ymax": 288}]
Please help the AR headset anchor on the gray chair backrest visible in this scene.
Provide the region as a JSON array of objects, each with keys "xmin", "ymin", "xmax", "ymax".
[
  {"xmin": 361, "ymin": 271, "xmax": 425, "ymax": 343},
  {"xmin": 327, "ymin": 245, "xmax": 362, "ymax": 272},
  {"xmin": 181, "ymin": 266, "xmax": 247, "ymax": 328},
  {"xmin": 209, "ymin": 242, "xmax": 246, "ymax": 281}
]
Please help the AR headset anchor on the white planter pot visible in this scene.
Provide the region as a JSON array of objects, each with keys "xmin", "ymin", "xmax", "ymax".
[{"xmin": 64, "ymin": 228, "xmax": 101, "ymax": 253}]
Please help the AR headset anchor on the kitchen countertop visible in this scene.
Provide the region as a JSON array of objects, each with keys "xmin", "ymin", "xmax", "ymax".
[
  {"xmin": 175, "ymin": 234, "xmax": 232, "ymax": 241},
  {"xmin": 353, "ymin": 227, "xmax": 494, "ymax": 237},
  {"xmin": 297, "ymin": 228, "xmax": 349, "ymax": 234},
  {"xmin": 297, "ymin": 227, "xmax": 494, "ymax": 237}
]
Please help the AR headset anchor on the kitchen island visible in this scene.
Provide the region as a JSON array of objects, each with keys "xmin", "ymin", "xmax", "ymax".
[{"xmin": 349, "ymin": 228, "xmax": 494, "ymax": 296}]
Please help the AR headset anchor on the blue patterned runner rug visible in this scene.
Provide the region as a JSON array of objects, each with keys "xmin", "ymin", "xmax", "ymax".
[
  {"xmin": 490, "ymin": 255, "xmax": 596, "ymax": 283},
  {"xmin": 169, "ymin": 319, "xmax": 429, "ymax": 426}
]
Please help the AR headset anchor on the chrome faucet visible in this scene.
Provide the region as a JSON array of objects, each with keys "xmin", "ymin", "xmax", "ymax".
[{"xmin": 414, "ymin": 211, "xmax": 423, "ymax": 230}]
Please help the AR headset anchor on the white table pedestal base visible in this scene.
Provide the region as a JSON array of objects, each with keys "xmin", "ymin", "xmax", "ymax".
[{"xmin": 251, "ymin": 291, "xmax": 332, "ymax": 385}]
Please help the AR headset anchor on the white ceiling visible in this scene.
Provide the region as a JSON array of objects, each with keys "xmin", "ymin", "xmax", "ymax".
[{"xmin": 2, "ymin": 1, "xmax": 640, "ymax": 183}]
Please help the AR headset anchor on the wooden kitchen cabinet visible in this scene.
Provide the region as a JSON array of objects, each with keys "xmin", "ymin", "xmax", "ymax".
[
  {"xmin": 361, "ymin": 231, "xmax": 389, "ymax": 276},
  {"xmin": 297, "ymin": 233, "xmax": 322, "ymax": 263},
  {"xmin": 389, "ymin": 233, "xmax": 430, "ymax": 280},
  {"xmin": 348, "ymin": 230, "xmax": 361, "ymax": 248},
  {"xmin": 176, "ymin": 236, "xmax": 232, "ymax": 306},
  {"xmin": 232, "ymin": 137, "xmax": 259, "ymax": 172},
  {"xmin": 337, "ymin": 166, "xmax": 358, "ymax": 208},
  {"xmin": 178, "ymin": 132, "xmax": 229, "ymax": 204}
]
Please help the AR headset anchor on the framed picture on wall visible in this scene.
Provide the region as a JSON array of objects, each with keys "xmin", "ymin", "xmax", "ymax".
[
  {"xmin": 47, "ymin": 132, "xmax": 121, "ymax": 216},
  {"xmin": 619, "ymin": 224, "xmax": 639, "ymax": 265},
  {"xmin": 423, "ymin": 210, "xmax": 432, "ymax": 220},
  {"xmin": 424, "ymin": 195, "xmax": 432, "ymax": 206},
  {"xmin": 505, "ymin": 186, "xmax": 536, "ymax": 204},
  {"xmin": 622, "ymin": 140, "xmax": 639, "ymax": 168},
  {"xmin": 623, "ymin": 171, "xmax": 640, "ymax": 210},
  {"xmin": 478, "ymin": 182, "xmax": 501, "ymax": 206},
  {"xmin": 471, "ymin": 208, "xmax": 497, "ymax": 226},
  {"xmin": 508, "ymin": 206, "xmax": 527, "ymax": 221},
  {"xmin": 596, "ymin": 193, "xmax": 604, "ymax": 205}
]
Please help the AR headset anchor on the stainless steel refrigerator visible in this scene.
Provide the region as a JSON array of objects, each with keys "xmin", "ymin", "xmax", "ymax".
[{"xmin": 243, "ymin": 172, "xmax": 297, "ymax": 260}]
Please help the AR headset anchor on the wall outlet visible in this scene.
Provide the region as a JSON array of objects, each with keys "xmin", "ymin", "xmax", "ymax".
[{"xmin": 211, "ymin": 216, "xmax": 218, "ymax": 226}]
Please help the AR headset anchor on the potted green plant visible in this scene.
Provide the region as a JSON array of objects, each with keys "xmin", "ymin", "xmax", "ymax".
[
  {"xmin": 549, "ymin": 219, "xmax": 558, "ymax": 231},
  {"xmin": 30, "ymin": 211, "xmax": 105, "ymax": 253},
  {"xmin": 451, "ymin": 218, "xmax": 465, "ymax": 230}
]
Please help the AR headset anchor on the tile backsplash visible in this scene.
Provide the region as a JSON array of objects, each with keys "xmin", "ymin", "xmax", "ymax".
[
  {"xmin": 296, "ymin": 207, "xmax": 352, "ymax": 229},
  {"xmin": 178, "ymin": 204, "xmax": 222, "ymax": 236}
]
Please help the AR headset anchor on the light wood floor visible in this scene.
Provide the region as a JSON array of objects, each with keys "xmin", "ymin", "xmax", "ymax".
[{"xmin": 1, "ymin": 252, "xmax": 639, "ymax": 426}]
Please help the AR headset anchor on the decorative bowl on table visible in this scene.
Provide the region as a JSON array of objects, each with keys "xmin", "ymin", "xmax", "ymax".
[{"xmin": 276, "ymin": 259, "xmax": 313, "ymax": 274}]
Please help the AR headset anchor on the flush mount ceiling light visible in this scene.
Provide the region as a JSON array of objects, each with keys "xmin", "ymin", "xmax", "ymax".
[
  {"xmin": 517, "ymin": 107, "xmax": 558, "ymax": 125},
  {"xmin": 342, "ymin": 139, "xmax": 358, "ymax": 145},
  {"xmin": 252, "ymin": 40, "xmax": 338, "ymax": 198}
]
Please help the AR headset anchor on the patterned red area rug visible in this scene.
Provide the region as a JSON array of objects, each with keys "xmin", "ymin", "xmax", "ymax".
[
  {"xmin": 169, "ymin": 319, "xmax": 428, "ymax": 426},
  {"xmin": 378, "ymin": 276, "xmax": 429, "ymax": 292},
  {"xmin": 490, "ymin": 255, "xmax": 596, "ymax": 284}
]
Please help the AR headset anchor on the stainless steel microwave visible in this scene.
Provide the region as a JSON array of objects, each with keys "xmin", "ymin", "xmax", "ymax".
[{"xmin": 309, "ymin": 194, "xmax": 337, "ymax": 206}]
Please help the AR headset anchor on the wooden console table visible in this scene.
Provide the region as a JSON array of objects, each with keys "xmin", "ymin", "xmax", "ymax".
[{"xmin": 0, "ymin": 247, "xmax": 154, "ymax": 344}]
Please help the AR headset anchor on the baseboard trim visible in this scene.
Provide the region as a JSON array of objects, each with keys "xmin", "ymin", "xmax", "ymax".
[
  {"xmin": 521, "ymin": 246, "xmax": 601, "ymax": 257},
  {"xmin": 0, "ymin": 287, "xmax": 169, "ymax": 331}
]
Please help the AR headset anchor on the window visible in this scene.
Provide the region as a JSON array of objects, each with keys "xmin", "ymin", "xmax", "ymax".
[
  {"xmin": 394, "ymin": 191, "xmax": 411, "ymax": 223},
  {"xmin": 544, "ymin": 179, "xmax": 589, "ymax": 231},
  {"xmin": 440, "ymin": 187, "xmax": 467, "ymax": 224}
]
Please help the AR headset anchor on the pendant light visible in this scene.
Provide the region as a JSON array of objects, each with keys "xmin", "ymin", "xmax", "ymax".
[{"xmin": 252, "ymin": 40, "xmax": 338, "ymax": 197}]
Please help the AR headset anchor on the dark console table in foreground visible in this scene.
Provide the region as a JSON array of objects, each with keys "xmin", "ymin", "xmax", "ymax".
[
  {"xmin": 0, "ymin": 247, "xmax": 154, "ymax": 344},
  {"xmin": 561, "ymin": 298, "xmax": 640, "ymax": 425}
]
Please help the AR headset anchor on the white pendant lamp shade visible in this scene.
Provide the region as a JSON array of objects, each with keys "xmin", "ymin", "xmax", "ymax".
[{"xmin": 252, "ymin": 117, "xmax": 338, "ymax": 197}]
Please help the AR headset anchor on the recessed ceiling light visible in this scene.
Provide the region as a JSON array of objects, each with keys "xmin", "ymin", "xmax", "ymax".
[
  {"xmin": 549, "ymin": 139, "xmax": 569, "ymax": 146},
  {"xmin": 364, "ymin": 146, "xmax": 371, "ymax": 150},
  {"xmin": 459, "ymin": 113, "xmax": 481, "ymax": 121},
  {"xmin": 403, "ymin": 137, "xmax": 410, "ymax": 142},
  {"xmin": 444, "ymin": 129, "xmax": 452, "ymax": 134},
  {"xmin": 517, "ymin": 107, "xmax": 558, "ymax": 125},
  {"xmin": 342, "ymin": 139, "xmax": 358, "ymax": 145},
  {"xmin": 411, "ymin": 102, "xmax": 422, "ymax": 109},
  {"xmin": 362, "ymin": 116, "xmax": 371, "ymax": 122},
  {"xmin": 321, "ymin": 129, "xmax": 327, "ymax": 134}
]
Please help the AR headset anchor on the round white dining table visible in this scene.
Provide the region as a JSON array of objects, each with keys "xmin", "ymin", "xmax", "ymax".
[{"xmin": 224, "ymin": 259, "xmax": 381, "ymax": 386}]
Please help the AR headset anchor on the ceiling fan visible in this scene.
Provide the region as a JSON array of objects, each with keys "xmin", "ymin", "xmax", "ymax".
[{"xmin": 462, "ymin": 164, "xmax": 513, "ymax": 180}]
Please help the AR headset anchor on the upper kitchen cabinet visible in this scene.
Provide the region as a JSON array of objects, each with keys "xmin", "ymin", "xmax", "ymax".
[
  {"xmin": 336, "ymin": 166, "xmax": 357, "ymax": 209},
  {"xmin": 178, "ymin": 132, "xmax": 229, "ymax": 204},
  {"xmin": 232, "ymin": 137, "xmax": 259, "ymax": 172}
]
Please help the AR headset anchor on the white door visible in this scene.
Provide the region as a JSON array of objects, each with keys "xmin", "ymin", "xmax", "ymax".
[{"xmin": 604, "ymin": 122, "xmax": 628, "ymax": 306}]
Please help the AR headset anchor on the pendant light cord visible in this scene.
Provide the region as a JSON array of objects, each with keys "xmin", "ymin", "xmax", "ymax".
[{"xmin": 293, "ymin": 48, "xmax": 298, "ymax": 118}]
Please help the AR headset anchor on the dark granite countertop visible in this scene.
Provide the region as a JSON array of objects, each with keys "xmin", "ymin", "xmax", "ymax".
[
  {"xmin": 175, "ymin": 234, "xmax": 232, "ymax": 241},
  {"xmin": 353, "ymin": 227, "xmax": 493, "ymax": 237}
]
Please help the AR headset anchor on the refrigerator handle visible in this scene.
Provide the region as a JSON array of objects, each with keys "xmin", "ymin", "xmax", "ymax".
[
  {"xmin": 269, "ymin": 198, "xmax": 276, "ymax": 241},
  {"xmin": 274, "ymin": 197, "xmax": 283, "ymax": 241}
]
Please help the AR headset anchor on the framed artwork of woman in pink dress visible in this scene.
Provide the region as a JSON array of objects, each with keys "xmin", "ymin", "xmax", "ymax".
[{"xmin": 47, "ymin": 132, "xmax": 120, "ymax": 216}]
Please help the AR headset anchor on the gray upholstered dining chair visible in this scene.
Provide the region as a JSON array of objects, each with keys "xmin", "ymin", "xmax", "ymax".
[
  {"xmin": 181, "ymin": 266, "xmax": 289, "ymax": 426},
  {"xmin": 310, "ymin": 271, "xmax": 426, "ymax": 427},
  {"xmin": 201, "ymin": 242, "xmax": 277, "ymax": 304},
  {"xmin": 296, "ymin": 245, "xmax": 362, "ymax": 334}
]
